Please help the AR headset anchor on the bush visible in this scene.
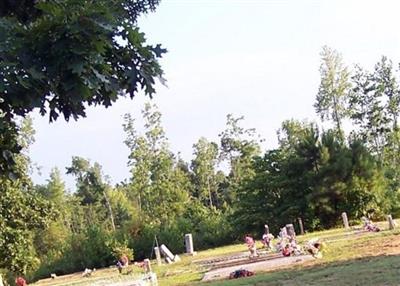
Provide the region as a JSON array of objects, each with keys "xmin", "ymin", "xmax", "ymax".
[
  {"xmin": 128, "ymin": 208, "xmax": 235, "ymax": 261},
  {"xmin": 31, "ymin": 225, "xmax": 132, "ymax": 281},
  {"xmin": 111, "ymin": 240, "xmax": 134, "ymax": 261}
]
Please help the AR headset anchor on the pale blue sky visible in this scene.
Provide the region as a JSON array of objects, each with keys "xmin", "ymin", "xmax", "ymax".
[{"xmin": 30, "ymin": 0, "xmax": 400, "ymax": 190}]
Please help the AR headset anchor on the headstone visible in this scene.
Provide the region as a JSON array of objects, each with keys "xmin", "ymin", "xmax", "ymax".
[
  {"xmin": 264, "ymin": 224, "xmax": 269, "ymax": 234},
  {"xmin": 285, "ymin": 224, "xmax": 296, "ymax": 237},
  {"xmin": 342, "ymin": 212, "xmax": 349, "ymax": 229},
  {"xmin": 160, "ymin": 244, "xmax": 175, "ymax": 261},
  {"xmin": 388, "ymin": 214, "xmax": 395, "ymax": 230},
  {"xmin": 184, "ymin": 233, "xmax": 194, "ymax": 254},
  {"xmin": 143, "ymin": 259, "xmax": 152, "ymax": 273},
  {"xmin": 165, "ymin": 257, "xmax": 172, "ymax": 264},
  {"xmin": 173, "ymin": 255, "xmax": 181, "ymax": 262},
  {"xmin": 154, "ymin": 247, "xmax": 162, "ymax": 266},
  {"xmin": 298, "ymin": 217, "xmax": 304, "ymax": 235}
]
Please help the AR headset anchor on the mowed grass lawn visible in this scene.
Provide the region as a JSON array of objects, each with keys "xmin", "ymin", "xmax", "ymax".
[
  {"xmin": 197, "ymin": 229, "xmax": 400, "ymax": 286},
  {"xmin": 33, "ymin": 224, "xmax": 400, "ymax": 286}
]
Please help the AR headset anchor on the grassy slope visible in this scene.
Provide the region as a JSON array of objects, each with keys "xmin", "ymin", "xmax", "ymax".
[
  {"xmin": 197, "ymin": 229, "xmax": 400, "ymax": 286},
  {"xmin": 32, "ymin": 222, "xmax": 400, "ymax": 286},
  {"xmin": 201, "ymin": 255, "xmax": 400, "ymax": 286}
]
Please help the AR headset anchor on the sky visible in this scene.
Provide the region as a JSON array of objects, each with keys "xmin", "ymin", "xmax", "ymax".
[{"xmin": 29, "ymin": 0, "xmax": 400, "ymax": 190}]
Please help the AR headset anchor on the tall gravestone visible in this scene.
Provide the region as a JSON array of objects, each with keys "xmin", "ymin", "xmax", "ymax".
[
  {"xmin": 264, "ymin": 224, "xmax": 269, "ymax": 234},
  {"xmin": 184, "ymin": 233, "xmax": 194, "ymax": 254},
  {"xmin": 298, "ymin": 217, "xmax": 304, "ymax": 235},
  {"xmin": 342, "ymin": 212, "xmax": 349, "ymax": 229},
  {"xmin": 388, "ymin": 215, "xmax": 395, "ymax": 230},
  {"xmin": 143, "ymin": 259, "xmax": 152, "ymax": 273},
  {"xmin": 286, "ymin": 224, "xmax": 296, "ymax": 237},
  {"xmin": 154, "ymin": 247, "xmax": 162, "ymax": 266}
]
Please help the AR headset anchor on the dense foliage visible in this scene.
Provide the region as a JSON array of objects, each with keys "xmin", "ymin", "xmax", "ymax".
[
  {"xmin": 0, "ymin": 0, "xmax": 165, "ymax": 283},
  {"xmin": 8, "ymin": 82, "xmax": 400, "ymax": 282},
  {"xmin": 1, "ymin": 19, "xmax": 400, "ymax": 283},
  {"xmin": 0, "ymin": 0, "xmax": 165, "ymax": 177}
]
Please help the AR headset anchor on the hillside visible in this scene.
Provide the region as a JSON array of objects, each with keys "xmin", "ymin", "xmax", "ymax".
[{"xmin": 31, "ymin": 220, "xmax": 400, "ymax": 286}]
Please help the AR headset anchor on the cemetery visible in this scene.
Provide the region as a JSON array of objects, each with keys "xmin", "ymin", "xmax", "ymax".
[
  {"xmin": 27, "ymin": 214, "xmax": 400, "ymax": 286},
  {"xmin": 2, "ymin": 2, "xmax": 400, "ymax": 286}
]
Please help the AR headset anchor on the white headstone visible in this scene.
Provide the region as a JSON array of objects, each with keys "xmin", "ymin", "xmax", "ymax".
[
  {"xmin": 160, "ymin": 244, "xmax": 175, "ymax": 261},
  {"xmin": 286, "ymin": 224, "xmax": 296, "ymax": 237},
  {"xmin": 184, "ymin": 233, "xmax": 194, "ymax": 254},
  {"xmin": 342, "ymin": 212, "xmax": 349, "ymax": 229},
  {"xmin": 264, "ymin": 224, "xmax": 269, "ymax": 234},
  {"xmin": 143, "ymin": 259, "xmax": 152, "ymax": 273},
  {"xmin": 154, "ymin": 247, "xmax": 162, "ymax": 266},
  {"xmin": 388, "ymin": 214, "xmax": 395, "ymax": 230},
  {"xmin": 298, "ymin": 217, "xmax": 304, "ymax": 235},
  {"xmin": 165, "ymin": 257, "xmax": 172, "ymax": 264}
]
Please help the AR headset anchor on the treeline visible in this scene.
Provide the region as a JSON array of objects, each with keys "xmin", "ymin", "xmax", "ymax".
[{"xmin": 2, "ymin": 48, "xmax": 400, "ymax": 283}]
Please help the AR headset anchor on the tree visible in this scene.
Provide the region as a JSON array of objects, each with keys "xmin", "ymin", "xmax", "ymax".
[
  {"xmin": 191, "ymin": 137, "xmax": 220, "ymax": 208},
  {"xmin": 314, "ymin": 46, "xmax": 350, "ymax": 138},
  {"xmin": 0, "ymin": 180, "xmax": 57, "ymax": 274},
  {"xmin": 33, "ymin": 168, "xmax": 71, "ymax": 270},
  {"xmin": 123, "ymin": 103, "xmax": 190, "ymax": 224},
  {"xmin": 0, "ymin": 0, "xmax": 166, "ymax": 175},
  {"xmin": 0, "ymin": 119, "xmax": 57, "ymax": 274},
  {"xmin": 0, "ymin": 0, "xmax": 165, "ymax": 122},
  {"xmin": 219, "ymin": 114, "xmax": 262, "ymax": 204},
  {"xmin": 107, "ymin": 187, "xmax": 138, "ymax": 229},
  {"xmin": 373, "ymin": 57, "xmax": 400, "ymax": 130},
  {"xmin": 66, "ymin": 157, "xmax": 116, "ymax": 231},
  {"xmin": 234, "ymin": 117, "xmax": 388, "ymax": 234},
  {"xmin": 37, "ymin": 167, "xmax": 66, "ymax": 204},
  {"xmin": 232, "ymin": 149, "xmax": 285, "ymax": 235},
  {"xmin": 349, "ymin": 59, "xmax": 392, "ymax": 159},
  {"xmin": 349, "ymin": 57, "xmax": 400, "ymax": 197}
]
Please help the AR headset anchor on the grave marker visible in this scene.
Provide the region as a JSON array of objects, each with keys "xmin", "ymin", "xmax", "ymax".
[
  {"xmin": 286, "ymin": 224, "xmax": 295, "ymax": 237},
  {"xmin": 143, "ymin": 259, "xmax": 152, "ymax": 273},
  {"xmin": 184, "ymin": 233, "xmax": 194, "ymax": 254},
  {"xmin": 160, "ymin": 244, "xmax": 175, "ymax": 261},
  {"xmin": 154, "ymin": 247, "xmax": 162, "ymax": 266},
  {"xmin": 298, "ymin": 217, "xmax": 304, "ymax": 235},
  {"xmin": 264, "ymin": 224, "xmax": 269, "ymax": 234},
  {"xmin": 342, "ymin": 212, "xmax": 349, "ymax": 229},
  {"xmin": 388, "ymin": 215, "xmax": 395, "ymax": 230}
]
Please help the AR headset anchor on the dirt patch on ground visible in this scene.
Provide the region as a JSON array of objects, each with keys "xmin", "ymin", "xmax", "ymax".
[
  {"xmin": 202, "ymin": 255, "xmax": 315, "ymax": 281},
  {"xmin": 352, "ymin": 233, "xmax": 400, "ymax": 257}
]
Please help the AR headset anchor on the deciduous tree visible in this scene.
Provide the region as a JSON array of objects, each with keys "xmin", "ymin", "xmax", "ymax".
[
  {"xmin": 315, "ymin": 46, "xmax": 350, "ymax": 138},
  {"xmin": 0, "ymin": 0, "xmax": 165, "ymax": 175}
]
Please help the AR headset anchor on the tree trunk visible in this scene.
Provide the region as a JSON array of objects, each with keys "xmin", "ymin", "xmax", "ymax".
[
  {"xmin": 208, "ymin": 177, "xmax": 213, "ymax": 208},
  {"xmin": 103, "ymin": 190, "xmax": 116, "ymax": 231}
]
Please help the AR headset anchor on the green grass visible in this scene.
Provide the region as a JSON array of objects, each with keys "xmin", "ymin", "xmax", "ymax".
[
  {"xmin": 195, "ymin": 229, "xmax": 400, "ymax": 286},
  {"xmin": 154, "ymin": 227, "xmax": 400, "ymax": 285},
  {"xmin": 32, "ymin": 222, "xmax": 400, "ymax": 286},
  {"xmin": 200, "ymin": 255, "xmax": 400, "ymax": 286}
]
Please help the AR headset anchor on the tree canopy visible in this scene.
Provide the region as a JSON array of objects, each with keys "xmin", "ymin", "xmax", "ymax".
[
  {"xmin": 0, "ymin": 0, "xmax": 166, "ymax": 175},
  {"xmin": 0, "ymin": 0, "xmax": 165, "ymax": 121}
]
